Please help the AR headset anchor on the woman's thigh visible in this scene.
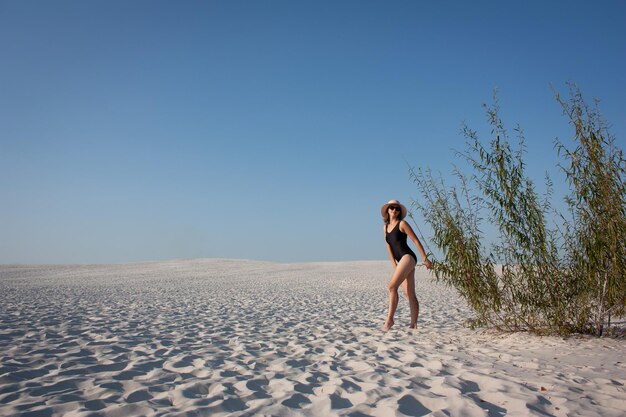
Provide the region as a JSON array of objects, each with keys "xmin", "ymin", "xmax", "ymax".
[{"xmin": 389, "ymin": 255, "xmax": 416, "ymax": 289}]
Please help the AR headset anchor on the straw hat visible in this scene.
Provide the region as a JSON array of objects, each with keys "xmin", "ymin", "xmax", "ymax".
[{"xmin": 381, "ymin": 199, "xmax": 408, "ymax": 221}]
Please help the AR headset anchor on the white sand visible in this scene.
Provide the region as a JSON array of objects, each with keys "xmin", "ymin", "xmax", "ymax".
[{"xmin": 0, "ymin": 259, "xmax": 624, "ymax": 417}]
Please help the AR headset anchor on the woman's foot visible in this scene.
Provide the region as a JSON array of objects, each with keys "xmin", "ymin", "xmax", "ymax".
[{"xmin": 383, "ymin": 319, "xmax": 394, "ymax": 332}]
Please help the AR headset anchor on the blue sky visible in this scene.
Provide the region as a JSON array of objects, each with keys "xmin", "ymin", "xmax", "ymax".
[{"xmin": 1, "ymin": 1, "xmax": 625, "ymax": 264}]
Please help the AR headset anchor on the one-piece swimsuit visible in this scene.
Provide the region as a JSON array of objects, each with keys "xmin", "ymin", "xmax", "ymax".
[{"xmin": 386, "ymin": 221, "xmax": 417, "ymax": 263}]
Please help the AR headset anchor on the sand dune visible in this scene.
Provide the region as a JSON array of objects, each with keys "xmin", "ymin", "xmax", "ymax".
[{"xmin": 0, "ymin": 259, "xmax": 624, "ymax": 416}]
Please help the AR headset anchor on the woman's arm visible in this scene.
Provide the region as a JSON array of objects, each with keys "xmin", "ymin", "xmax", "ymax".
[
  {"xmin": 386, "ymin": 243, "xmax": 397, "ymax": 269},
  {"xmin": 400, "ymin": 220, "xmax": 432, "ymax": 269},
  {"xmin": 384, "ymin": 225, "xmax": 397, "ymax": 269}
]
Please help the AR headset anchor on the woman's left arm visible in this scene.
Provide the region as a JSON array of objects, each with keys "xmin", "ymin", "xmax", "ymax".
[{"xmin": 400, "ymin": 220, "xmax": 432, "ymax": 269}]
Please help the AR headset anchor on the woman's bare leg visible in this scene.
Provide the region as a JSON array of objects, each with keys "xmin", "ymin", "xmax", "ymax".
[
  {"xmin": 384, "ymin": 255, "xmax": 417, "ymax": 331},
  {"xmin": 402, "ymin": 268, "xmax": 419, "ymax": 328}
]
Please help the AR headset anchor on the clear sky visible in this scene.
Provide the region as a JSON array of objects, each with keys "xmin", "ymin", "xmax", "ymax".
[{"xmin": 2, "ymin": 1, "xmax": 625, "ymax": 264}]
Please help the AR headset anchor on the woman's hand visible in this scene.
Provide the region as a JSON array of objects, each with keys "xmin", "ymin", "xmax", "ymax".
[{"xmin": 423, "ymin": 259, "xmax": 433, "ymax": 270}]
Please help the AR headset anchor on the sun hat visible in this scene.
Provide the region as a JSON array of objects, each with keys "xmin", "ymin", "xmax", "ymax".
[{"xmin": 381, "ymin": 199, "xmax": 408, "ymax": 221}]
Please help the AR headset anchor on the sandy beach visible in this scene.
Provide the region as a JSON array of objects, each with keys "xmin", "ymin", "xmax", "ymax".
[{"xmin": 0, "ymin": 259, "xmax": 624, "ymax": 416}]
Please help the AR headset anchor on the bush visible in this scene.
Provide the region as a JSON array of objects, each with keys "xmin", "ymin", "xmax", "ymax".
[
  {"xmin": 410, "ymin": 85, "xmax": 626, "ymax": 335},
  {"xmin": 555, "ymin": 84, "xmax": 626, "ymax": 335}
]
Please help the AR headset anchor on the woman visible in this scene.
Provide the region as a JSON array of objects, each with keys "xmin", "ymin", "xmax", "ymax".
[{"xmin": 381, "ymin": 199, "xmax": 432, "ymax": 331}]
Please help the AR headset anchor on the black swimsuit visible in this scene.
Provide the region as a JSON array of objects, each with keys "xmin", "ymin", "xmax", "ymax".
[{"xmin": 386, "ymin": 221, "xmax": 417, "ymax": 263}]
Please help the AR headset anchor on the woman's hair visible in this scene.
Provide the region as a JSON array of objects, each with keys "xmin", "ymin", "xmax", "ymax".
[{"xmin": 382, "ymin": 207, "xmax": 394, "ymax": 224}]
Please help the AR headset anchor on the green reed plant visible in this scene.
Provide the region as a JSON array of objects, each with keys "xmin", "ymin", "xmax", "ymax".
[
  {"xmin": 409, "ymin": 166, "xmax": 501, "ymax": 328},
  {"xmin": 555, "ymin": 84, "xmax": 626, "ymax": 336},
  {"xmin": 410, "ymin": 86, "xmax": 625, "ymax": 335}
]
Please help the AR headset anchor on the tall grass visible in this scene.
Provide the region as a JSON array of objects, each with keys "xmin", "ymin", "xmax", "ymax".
[
  {"xmin": 410, "ymin": 86, "xmax": 626, "ymax": 335},
  {"xmin": 555, "ymin": 84, "xmax": 626, "ymax": 335}
]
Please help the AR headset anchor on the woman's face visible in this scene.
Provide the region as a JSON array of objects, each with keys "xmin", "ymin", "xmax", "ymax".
[{"xmin": 388, "ymin": 205, "xmax": 401, "ymax": 220}]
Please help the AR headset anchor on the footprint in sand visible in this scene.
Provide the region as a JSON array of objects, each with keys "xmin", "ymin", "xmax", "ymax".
[
  {"xmin": 398, "ymin": 394, "xmax": 432, "ymax": 417},
  {"xmin": 329, "ymin": 393, "xmax": 352, "ymax": 409},
  {"xmin": 125, "ymin": 389, "xmax": 153, "ymax": 403},
  {"xmin": 281, "ymin": 393, "xmax": 312, "ymax": 408}
]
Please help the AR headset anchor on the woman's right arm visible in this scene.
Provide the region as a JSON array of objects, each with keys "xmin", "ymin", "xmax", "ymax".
[{"xmin": 384, "ymin": 226, "xmax": 396, "ymax": 269}]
